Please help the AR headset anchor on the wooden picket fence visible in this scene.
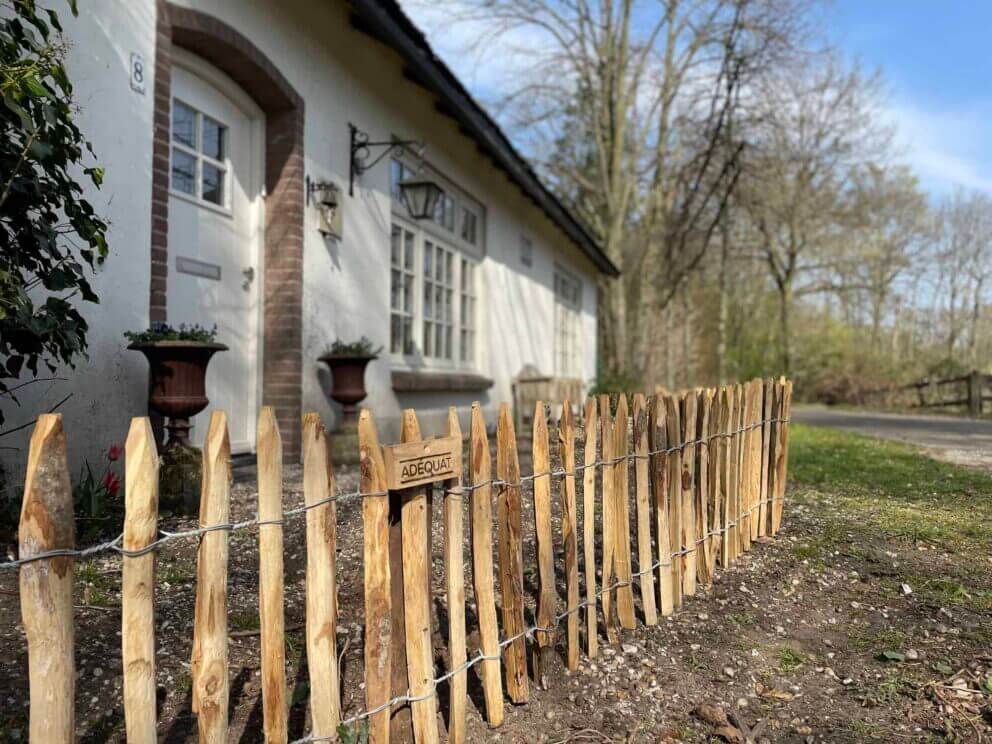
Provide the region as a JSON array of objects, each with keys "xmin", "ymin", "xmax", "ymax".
[{"xmin": 9, "ymin": 377, "xmax": 793, "ymax": 743}]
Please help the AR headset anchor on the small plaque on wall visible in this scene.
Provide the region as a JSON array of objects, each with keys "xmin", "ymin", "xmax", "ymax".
[
  {"xmin": 176, "ymin": 256, "xmax": 222, "ymax": 281},
  {"xmin": 381, "ymin": 435, "xmax": 462, "ymax": 490}
]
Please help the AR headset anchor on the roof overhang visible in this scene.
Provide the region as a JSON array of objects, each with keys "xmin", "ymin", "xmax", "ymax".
[{"xmin": 348, "ymin": 0, "xmax": 620, "ymax": 278}]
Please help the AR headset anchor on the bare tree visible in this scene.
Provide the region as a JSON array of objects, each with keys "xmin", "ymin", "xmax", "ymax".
[
  {"xmin": 424, "ymin": 0, "xmax": 811, "ymax": 382},
  {"xmin": 737, "ymin": 54, "xmax": 891, "ymax": 374}
]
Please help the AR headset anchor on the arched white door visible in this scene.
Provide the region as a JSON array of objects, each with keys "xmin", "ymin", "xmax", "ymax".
[{"xmin": 167, "ymin": 52, "xmax": 264, "ymax": 453}]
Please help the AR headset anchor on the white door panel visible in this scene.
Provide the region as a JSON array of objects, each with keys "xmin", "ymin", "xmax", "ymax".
[{"xmin": 168, "ymin": 59, "xmax": 263, "ymax": 454}]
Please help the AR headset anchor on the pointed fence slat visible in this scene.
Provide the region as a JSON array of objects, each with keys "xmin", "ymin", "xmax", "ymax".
[
  {"xmin": 758, "ymin": 379, "xmax": 774, "ymax": 538},
  {"xmin": 470, "ymin": 404, "xmax": 504, "ymax": 725},
  {"xmin": 532, "ymin": 401, "xmax": 557, "ymax": 687},
  {"xmin": 193, "ymin": 411, "xmax": 231, "ymax": 743},
  {"xmin": 632, "ymin": 394, "xmax": 657, "ymax": 625},
  {"xmin": 559, "ymin": 400, "xmax": 581, "ymax": 669},
  {"xmin": 359, "ymin": 410, "xmax": 391, "ymax": 744},
  {"xmin": 19, "ymin": 414, "xmax": 74, "ymax": 744},
  {"xmin": 598, "ymin": 394, "xmax": 618, "ymax": 642},
  {"xmin": 613, "ymin": 395, "xmax": 636, "ymax": 630},
  {"xmin": 398, "ymin": 410, "xmax": 440, "ymax": 744},
  {"xmin": 719, "ymin": 386, "xmax": 734, "ymax": 566},
  {"xmin": 705, "ymin": 389, "xmax": 721, "ymax": 580},
  {"xmin": 680, "ymin": 392, "xmax": 698, "ymax": 596},
  {"xmin": 773, "ymin": 380, "xmax": 794, "ymax": 534},
  {"xmin": 442, "ymin": 408, "xmax": 468, "ymax": 744},
  {"xmin": 496, "ymin": 403, "xmax": 529, "ymax": 703},
  {"xmin": 257, "ymin": 408, "xmax": 288, "ymax": 744},
  {"xmin": 695, "ymin": 390, "xmax": 712, "ymax": 588},
  {"xmin": 581, "ymin": 397, "xmax": 599, "ymax": 657},
  {"xmin": 303, "ymin": 413, "xmax": 340, "ymax": 739},
  {"xmin": 123, "ymin": 417, "xmax": 159, "ymax": 744},
  {"xmin": 650, "ymin": 397, "xmax": 674, "ymax": 617},
  {"xmin": 663, "ymin": 395, "xmax": 683, "ymax": 608}
]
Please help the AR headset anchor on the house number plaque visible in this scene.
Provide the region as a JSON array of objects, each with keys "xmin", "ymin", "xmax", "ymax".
[{"xmin": 382, "ymin": 435, "xmax": 462, "ymax": 490}]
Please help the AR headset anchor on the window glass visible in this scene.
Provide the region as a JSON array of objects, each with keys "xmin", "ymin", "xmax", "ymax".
[
  {"xmin": 172, "ymin": 101, "xmax": 196, "ymax": 148},
  {"xmin": 170, "ymin": 149, "xmax": 196, "ymax": 195},
  {"xmin": 461, "ymin": 208, "xmax": 477, "ymax": 244},
  {"xmin": 201, "ymin": 116, "xmax": 226, "ymax": 160},
  {"xmin": 201, "ymin": 163, "xmax": 224, "ymax": 205}
]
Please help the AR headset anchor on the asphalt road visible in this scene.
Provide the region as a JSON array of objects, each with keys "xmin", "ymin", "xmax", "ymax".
[{"xmin": 792, "ymin": 405, "xmax": 992, "ymax": 469}]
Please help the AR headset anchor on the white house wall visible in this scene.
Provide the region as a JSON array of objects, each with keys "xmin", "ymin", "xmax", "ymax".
[{"xmin": 1, "ymin": 0, "xmax": 601, "ymax": 482}]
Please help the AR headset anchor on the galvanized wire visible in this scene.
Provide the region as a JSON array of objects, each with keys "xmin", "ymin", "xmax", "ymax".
[{"xmin": 1, "ymin": 416, "xmax": 787, "ymax": 570}]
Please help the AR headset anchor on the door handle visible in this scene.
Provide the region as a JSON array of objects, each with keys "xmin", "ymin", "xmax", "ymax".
[{"xmin": 242, "ymin": 266, "xmax": 255, "ymax": 290}]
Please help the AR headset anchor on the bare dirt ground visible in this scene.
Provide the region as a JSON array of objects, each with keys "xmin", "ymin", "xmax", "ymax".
[{"xmin": 1, "ymin": 422, "xmax": 991, "ymax": 743}]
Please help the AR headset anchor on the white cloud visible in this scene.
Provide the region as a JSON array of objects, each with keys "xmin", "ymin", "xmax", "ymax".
[{"xmin": 884, "ymin": 101, "xmax": 992, "ymax": 196}]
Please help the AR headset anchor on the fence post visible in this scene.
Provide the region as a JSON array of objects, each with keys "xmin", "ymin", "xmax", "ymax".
[
  {"xmin": 193, "ymin": 411, "xmax": 231, "ymax": 743},
  {"xmin": 19, "ymin": 413, "xmax": 74, "ymax": 744},
  {"xmin": 444, "ymin": 408, "xmax": 468, "ymax": 744},
  {"xmin": 358, "ymin": 410, "xmax": 392, "ymax": 744},
  {"xmin": 303, "ymin": 413, "xmax": 340, "ymax": 738},
  {"xmin": 558, "ymin": 400, "xmax": 581, "ymax": 669},
  {"xmin": 613, "ymin": 394, "xmax": 637, "ymax": 630},
  {"xmin": 532, "ymin": 401, "xmax": 557, "ymax": 687},
  {"xmin": 705, "ymin": 389, "xmax": 720, "ymax": 581},
  {"xmin": 720, "ymin": 386, "xmax": 735, "ymax": 566},
  {"xmin": 581, "ymin": 397, "xmax": 599, "ymax": 657},
  {"xmin": 257, "ymin": 408, "xmax": 288, "ymax": 744},
  {"xmin": 123, "ymin": 417, "xmax": 159, "ymax": 744},
  {"xmin": 470, "ymin": 404, "xmax": 504, "ymax": 725},
  {"xmin": 496, "ymin": 403, "xmax": 529, "ymax": 703},
  {"xmin": 968, "ymin": 370, "xmax": 983, "ymax": 415},
  {"xmin": 632, "ymin": 394, "xmax": 657, "ymax": 625}
]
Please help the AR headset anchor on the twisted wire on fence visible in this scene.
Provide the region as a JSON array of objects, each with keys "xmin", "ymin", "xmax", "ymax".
[
  {"xmin": 0, "ymin": 416, "xmax": 788, "ymax": 571},
  {"xmin": 293, "ymin": 492, "xmax": 778, "ymax": 742}
]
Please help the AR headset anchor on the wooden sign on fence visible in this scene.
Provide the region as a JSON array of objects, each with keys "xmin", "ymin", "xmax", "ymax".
[{"xmin": 381, "ymin": 434, "xmax": 462, "ymax": 490}]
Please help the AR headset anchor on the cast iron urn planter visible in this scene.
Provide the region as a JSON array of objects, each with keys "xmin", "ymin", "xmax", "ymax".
[
  {"xmin": 319, "ymin": 353, "xmax": 376, "ymax": 424},
  {"xmin": 129, "ymin": 340, "xmax": 228, "ymax": 448}
]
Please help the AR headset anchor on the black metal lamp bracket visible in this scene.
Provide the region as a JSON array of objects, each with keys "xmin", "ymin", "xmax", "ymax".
[{"xmin": 349, "ymin": 122, "xmax": 424, "ymax": 196}]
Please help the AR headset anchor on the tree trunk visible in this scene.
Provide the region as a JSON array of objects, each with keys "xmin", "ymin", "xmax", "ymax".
[
  {"xmin": 716, "ymin": 221, "xmax": 730, "ymax": 385},
  {"xmin": 777, "ymin": 284, "xmax": 792, "ymax": 376}
]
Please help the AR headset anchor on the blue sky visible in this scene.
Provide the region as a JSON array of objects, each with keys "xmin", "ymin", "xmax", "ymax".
[
  {"xmin": 403, "ymin": 1, "xmax": 992, "ymax": 199},
  {"xmin": 827, "ymin": 1, "xmax": 992, "ymax": 196}
]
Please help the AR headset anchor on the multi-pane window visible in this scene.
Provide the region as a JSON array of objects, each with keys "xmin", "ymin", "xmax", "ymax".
[
  {"xmin": 423, "ymin": 241, "xmax": 455, "ymax": 359},
  {"xmin": 520, "ymin": 235, "xmax": 533, "ymax": 267},
  {"xmin": 460, "ymin": 259, "xmax": 477, "ymax": 363},
  {"xmin": 554, "ymin": 270, "xmax": 582, "ymax": 377},
  {"xmin": 389, "ymin": 159, "xmax": 483, "ymax": 368},
  {"xmin": 170, "ymin": 99, "xmax": 228, "ymax": 207},
  {"xmin": 390, "ymin": 225, "xmax": 416, "ymax": 355}
]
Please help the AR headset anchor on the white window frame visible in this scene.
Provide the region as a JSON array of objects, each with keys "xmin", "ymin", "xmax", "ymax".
[
  {"xmin": 554, "ymin": 267, "xmax": 583, "ymax": 378},
  {"xmin": 390, "ymin": 214, "xmax": 480, "ymax": 371},
  {"xmin": 169, "ymin": 97, "xmax": 232, "ymax": 215}
]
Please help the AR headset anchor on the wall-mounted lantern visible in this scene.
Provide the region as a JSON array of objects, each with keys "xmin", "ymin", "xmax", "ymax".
[
  {"xmin": 398, "ymin": 177, "xmax": 444, "ymax": 221},
  {"xmin": 349, "ymin": 123, "xmax": 444, "ymax": 221},
  {"xmin": 307, "ymin": 176, "xmax": 342, "ymax": 238}
]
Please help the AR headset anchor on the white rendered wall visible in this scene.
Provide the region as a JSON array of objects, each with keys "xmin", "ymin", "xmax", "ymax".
[{"xmin": 0, "ymin": 0, "xmax": 601, "ymax": 487}]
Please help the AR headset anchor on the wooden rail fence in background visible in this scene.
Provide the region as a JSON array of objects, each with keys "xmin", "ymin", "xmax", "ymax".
[{"xmin": 8, "ymin": 377, "xmax": 793, "ymax": 743}]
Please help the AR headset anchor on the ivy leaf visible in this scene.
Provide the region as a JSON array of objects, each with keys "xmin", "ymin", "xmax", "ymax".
[{"xmin": 22, "ymin": 75, "xmax": 48, "ymax": 98}]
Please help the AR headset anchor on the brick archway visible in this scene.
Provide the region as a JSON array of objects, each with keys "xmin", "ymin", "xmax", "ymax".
[{"xmin": 151, "ymin": 2, "xmax": 304, "ymax": 460}]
